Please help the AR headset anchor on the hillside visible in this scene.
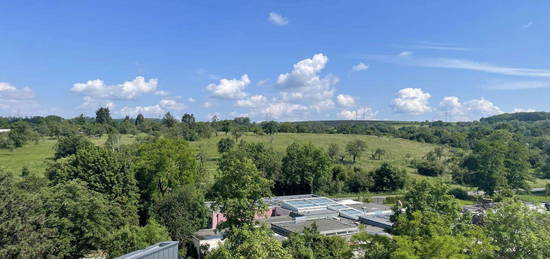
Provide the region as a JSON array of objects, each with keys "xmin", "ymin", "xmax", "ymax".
[{"xmin": 0, "ymin": 133, "xmax": 438, "ymax": 179}]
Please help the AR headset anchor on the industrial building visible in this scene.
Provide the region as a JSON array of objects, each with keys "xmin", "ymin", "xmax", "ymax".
[{"xmin": 193, "ymin": 194, "xmax": 394, "ymax": 257}]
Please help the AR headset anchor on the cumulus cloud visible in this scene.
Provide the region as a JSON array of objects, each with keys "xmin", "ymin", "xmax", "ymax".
[
  {"xmin": 206, "ymin": 74, "xmax": 250, "ymax": 99},
  {"xmin": 263, "ymin": 102, "xmax": 308, "ymax": 120},
  {"xmin": 311, "ymin": 99, "xmax": 335, "ymax": 112},
  {"xmin": 439, "ymin": 96, "xmax": 503, "ymax": 121},
  {"xmin": 160, "ymin": 99, "xmax": 185, "ymax": 111},
  {"xmin": 268, "ymin": 12, "xmax": 288, "ymax": 26},
  {"xmin": 339, "ymin": 107, "xmax": 377, "ymax": 120},
  {"xmin": 119, "ymin": 105, "xmax": 164, "ymax": 117},
  {"xmin": 391, "ymin": 88, "xmax": 432, "ymax": 115},
  {"xmin": 276, "ymin": 53, "xmax": 338, "ymax": 102},
  {"xmin": 0, "ymin": 82, "xmax": 35, "ymax": 100},
  {"xmin": 187, "ymin": 97, "xmax": 196, "ymax": 103},
  {"xmin": 71, "ymin": 76, "xmax": 158, "ymax": 100},
  {"xmin": 336, "ymin": 94, "xmax": 356, "ymax": 107},
  {"xmin": 352, "ymin": 62, "xmax": 369, "ymax": 71},
  {"xmin": 236, "ymin": 95, "xmax": 268, "ymax": 108}
]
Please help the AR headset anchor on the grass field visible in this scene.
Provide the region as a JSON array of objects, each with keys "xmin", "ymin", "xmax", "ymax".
[
  {"xmin": 190, "ymin": 132, "xmax": 438, "ymax": 176},
  {"xmin": 0, "ymin": 135, "xmax": 138, "ymax": 175}
]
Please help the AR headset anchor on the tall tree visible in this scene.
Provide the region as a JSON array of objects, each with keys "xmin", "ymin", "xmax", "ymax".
[
  {"xmin": 95, "ymin": 107, "xmax": 112, "ymax": 124},
  {"xmin": 346, "ymin": 139, "xmax": 367, "ymax": 163},
  {"xmin": 262, "ymin": 121, "xmax": 279, "ymax": 135},
  {"xmin": 135, "ymin": 113, "xmax": 145, "ymax": 126},
  {"xmin": 162, "ymin": 112, "xmax": 178, "ymax": 128},
  {"xmin": 47, "ymin": 145, "xmax": 139, "ymax": 225},
  {"xmin": 208, "ymin": 225, "xmax": 289, "ymax": 259},
  {"xmin": 134, "ymin": 138, "xmax": 199, "ymax": 206},
  {"xmin": 54, "ymin": 135, "xmax": 93, "ymax": 159},
  {"xmin": 371, "ymin": 163, "xmax": 407, "ymax": 192},
  {"xmin": 211, "ymin": 157, "xmax": 272, "ymax": 229},
  {"xmin": 181, "ymin": 113, "xmax": 196, "ymax": 124},
  {"xmin": 281, "ymin": 143, "xmax": 332, "ymax": 194}
]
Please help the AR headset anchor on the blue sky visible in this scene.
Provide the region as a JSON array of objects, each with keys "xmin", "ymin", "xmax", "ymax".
[{"xmin": 1, "ymin": 0, "xmax": 550, "ymax": 121}]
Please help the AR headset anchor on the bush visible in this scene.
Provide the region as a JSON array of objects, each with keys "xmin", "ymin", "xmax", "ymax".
[
  {"xmin": 415, "ymin": 160, "xmax": 446, "ymax": 176},
  {"xmin": 372, "ymin": 163, "xmax": 407, "ymax": 192},
  {"xmin": 217, "ymin": 138, "xmax": 235, "ymax": 153},
  {"xmin": 448, "ymin": 187, "xmax": 470, "ymax": 200}
]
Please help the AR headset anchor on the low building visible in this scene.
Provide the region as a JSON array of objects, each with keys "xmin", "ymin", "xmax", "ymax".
[
  {"xmin": 359, "ymin": 213, "xmax": 393, "ymax": 230},
  {"xmin": 115, "ymin": 241, "xmax": 178, "ymax": 259},
  {"xmin": 192, "ymin": 229, "xmax": 225, "ymax": 258},
  {"xmin": 271, "ymin": 217, "xmax": 359, "ymax": 237}
]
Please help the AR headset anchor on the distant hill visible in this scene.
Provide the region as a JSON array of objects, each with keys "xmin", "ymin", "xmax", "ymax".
[{"xmin": 481, "ymin": 112, "xmax": 550, "ymax": 123}]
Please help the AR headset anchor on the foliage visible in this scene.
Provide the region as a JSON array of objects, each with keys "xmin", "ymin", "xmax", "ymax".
[
  {"xmin": 462, "ymin": 130, "xmax": 531, "ymax": 195},
  {"xmin": 182, "ymin": 113, "xmax": 196, "ymax": 124},
  {"xmin": 162, "ymin": 112, "xmax": 178, "ymax": 128},
  {"xmin": 281, "ymin": 142, "xmax": 332, "ymax": 194},
  {"xmin": 415, "ymin": 159, "xmax": 446, "ymax": 176},
  {"xmin": 151, "ymin": 187, "xmax": 209, "ymax": 253},
  {"xmin": 208, "ymin": 225, "xmax": 290, "ymax": 259},
  {"xmin": 0, "ymin": 174, "xmax": 58, "ymax": 258},
  {"xmin": 54, "ymin": 134, "xmax": 93, "ymax": 159},
  {"xmin": 485, "ymin": 200, "xmax": 550, "ymax": 258},
  {"xmin": 261, "ymin": 121, "xmax": 279, "ymax": 135},
  {"xmin": 95, "ymin": 107, "xmax": 112, "ymax": 124},
  {"xmin": 47, "ymin": 145, "xmax": 139, "ymax": 225},
  {"xmin": 371, "ymin": 163, "xmax": 407, "ymax": 192},
  {"xmin": 42, "ymin": 180, "xmax": 116, "ymax": 257},
  {"xmin": 351, "ymin": 231, "xmax": 396, "ymax": 259},
  {"xmin": 283, "ymin": 223, "xmax": 353, "ymax": 259},
  {"xmin": 106, "ymin": 219, "xmax": 171, "ymax": 258},
  {"xmin": 211, "ymin": 157, "xmax": 272, "ymax": 229},
  {"xmin": 346, "ymin": 139, "xmax": 367, "ymax": 163},
  {"xmin": 217, "ymin": 137, "xmax": 235, "ymax": 153},
  {"xmin": 327, "ymin": 143, "xmax": 341, "ymax": 161},
  {"xmin": 134, "ymin": 138, "xmax": 199, "ymax": 207}
]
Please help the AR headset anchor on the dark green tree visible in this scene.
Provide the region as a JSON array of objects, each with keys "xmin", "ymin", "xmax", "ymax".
[
  {"xmin": 162, "ymin": 112, "xmax": 178, "ymax": 128},
  {"xmin": 181, "ymin": 113, "xmax": 196, "ymax": 124},
  {"xmin": 281, "ymin": 143, "xmax": 332, "ymax": 194},
  {"xmin": 95, "ymin": 107, "xmax": 112, "ymax": 124},
  {"xmin": 262, "ymin": 121, "xmax": 279, "ymax": 135},
  {"xmin": 217, "ymin": 137, "xmax": 235, "ymax": 153},
  {"xmin": 371, "ymin": 163, "xmax": 406, "ymax": 192},
  {"xmin": 211, "ymin": 157, "xmax": 272, "ymax": 229},
  {"xmin": 151, "ymin": 188, "xmax": 209, "ymax": 255},
  {"xmin": 135, "ymin": 113, "xmax": 145, "ymax": 126},
  {"xmin": 54, "ymin": 135, "xmax": 93, "ymax": 160}
]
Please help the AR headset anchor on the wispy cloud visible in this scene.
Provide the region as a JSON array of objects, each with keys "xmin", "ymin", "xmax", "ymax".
[
  {"xmin": 487, "ymin": 80, "xmax": 550, "ymax": 90},
  {"xmin": 522, "ymin": 21, "xmax": 533, "ymax": 28},
  {"xmin": 268, "ymin": 12, "xmax": 289, "ymax": 26},
  {"xmin": 366, "ymin": 54, "xmax": 550, "ymax": 77},
  {"xmin": 410, "ymin": 41, "xmax": 473, "ymax": 51}
]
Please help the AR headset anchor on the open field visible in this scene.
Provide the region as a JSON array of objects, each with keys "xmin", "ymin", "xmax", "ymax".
[
  {"xmin": 0, "ymin": 135, "xmax": 138, "ymax": 175},
  {"xmin": 190, "ymin": 132, "xmax": 438, "ymax": 176}
]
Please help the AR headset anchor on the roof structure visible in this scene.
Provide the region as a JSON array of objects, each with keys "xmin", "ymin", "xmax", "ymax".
[
  {"xmin": 271, "ymin": 218, "xmax": 359, "ymax": 237},
  {"xmin": 115, "ymin": 241, "xmax": 178, "ymax": 259}
]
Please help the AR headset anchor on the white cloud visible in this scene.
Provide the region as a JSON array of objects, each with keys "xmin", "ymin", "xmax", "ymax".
[
  {"xmin": 71, "ymin": 76, "xmax": 158, "ymax": 100},
  {"xmin": 0, "ymin": 82, "xmax": 35, "ymax": 100},
  {"xmin": 522, "ymin": 21, "xmax": 533, "ymax": 28},
  {"xmin": 391, "ymin": 88, "xmax": 431, "ymax": 115},
  {"xmin": 154, "ymin": 90, "xmax": 169, "ymax": 96},
  {"xmin": 370, "ymin": 55, "xmax": 550, "ymax": 77},
  {"xmin": 257, "ymin": 79, "xmax": 269, "ymax": 86},
  {"xmin": 336, "ymin": 94, "xmax": 356, "ymax": 107},
  {"xmin": 160, "ymin": 99, "xmax": 185, "ymax": 111},
  {"xmin": 79, "ymin": 96, "xmax": 115, "ymax": 110},
  {"xmin": 513, "ymin": 108, "xmax": 536, "ymax": 113},
  {"xmin": 206, "ymin": 74, "xmax": 250, "ymax": 99},
  {"xmin": 119, "ymin": 105, "xmax": 164, "ymax": 117},
  {"xmin": 276, "ymin": 53, "xmax": 338, "ymax": 102},
  {"xmin": 263, "ymin": 102, "xmax": 308, "ymax": 120},
  {"xmin": 268, "ymin": 12, "xmax": 288, "ymax": 26},
  {"xmin": 487, "ymin": 80, "xmax": 550, "ymax": 90},
  {"xmin": 352, "ymin": 62, "xmax": 369, "ymax": 71},
  {"xmin": 439, "ymin": 96, "xmax": 502, "ymax": 121},
  {"xmin": 339, "ymin": 107, "xmax": 377, "ymax": 120},
  {"xmin": 187, "ymin": 97, "xmax": 196, "ymax": 103},
  {"xmin": 399, "ymin": 51, "xmax": 413, "ymax": 56},
  {"xmin": 311, "ymin": 99, "xmax": 335, "ymax": 112},
  {"xmin": 236, "ymin": 95, "xmax": 268, "ymax": 108},
  {"xmin": 203, "ymin": 101, "xmax": 213, "ymax": 108},
  {"xmin": 411, "ymin": 41, "xmax": 472, "ymax": 51}
]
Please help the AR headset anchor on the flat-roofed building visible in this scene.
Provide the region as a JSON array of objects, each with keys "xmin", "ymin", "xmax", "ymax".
[
  {"xmin": 192, "ymin": 229, "xmax": 225, "ymax": 258},
  {"xmin": 271, "ymin": 218, "xmax": 359, "ymax": 237}
]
